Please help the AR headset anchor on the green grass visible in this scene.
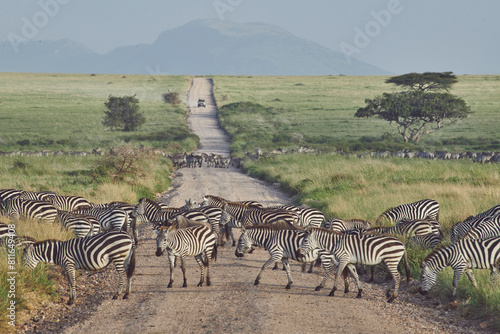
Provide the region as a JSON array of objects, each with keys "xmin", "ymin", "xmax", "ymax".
[
  {"xmin": 212, "ymin": 75, "xmax": 500, "ymax": 155},
  {"xmin": 0, "ymin": 72, "xmax": 195, "ymax": 152}
]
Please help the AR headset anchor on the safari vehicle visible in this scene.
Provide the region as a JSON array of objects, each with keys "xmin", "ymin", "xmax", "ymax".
[{"xmin": 198, "ymin": 98, "xmax": 206, "ymax": 107}]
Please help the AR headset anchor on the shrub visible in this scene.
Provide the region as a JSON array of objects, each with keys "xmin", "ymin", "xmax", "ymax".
[{"xmin": 102, "ymin": 95, "xmax": 145, "ymax": 132}]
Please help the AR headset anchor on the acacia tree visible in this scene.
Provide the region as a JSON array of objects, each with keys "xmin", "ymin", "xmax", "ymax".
[
  {"xmin": 355, "ymin": 72, "xmax": 472, "ymax": 143},
  {"xmin": 102, "ymin": 95, "xmax": 145, "ymax": 131}
]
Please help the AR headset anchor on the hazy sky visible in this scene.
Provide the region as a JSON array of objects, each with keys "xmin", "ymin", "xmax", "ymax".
[{"xmin": 2, "ymin": 0, "xmax": 499, "ymax": 74}]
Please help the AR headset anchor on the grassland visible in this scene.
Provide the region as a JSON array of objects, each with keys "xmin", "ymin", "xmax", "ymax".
[
  {"xmin": 0, "ymin": 72, "xmax": 195, "ymax": 151},
  {"xmin": 0, "ymin": 73, "xmax": 499, "ymax": 331},
  {"xmin": 212, "ymin": 75, "xmax": 500, "ymax": 155}
]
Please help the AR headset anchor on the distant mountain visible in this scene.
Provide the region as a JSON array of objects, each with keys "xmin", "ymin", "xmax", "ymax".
[{"xmin": 0, "ymin": 20, "xmax": 390, "ymax": 75}]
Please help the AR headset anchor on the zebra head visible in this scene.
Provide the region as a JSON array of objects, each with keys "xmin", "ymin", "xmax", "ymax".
[
  {"xmin": 155, "ymin": 225, "xmax": 173, "ymax": 257},
  {"xmin": 296, "ymin": 228, "xmax": 319, "ymax": 260},
  {"xmin": 132, "ymin": 199, "xmax": 146, "ymax": 219},
  {"xmin": 22, "ymin": 243, "xmax": 40, "ymax": 270},
  {"xmin": 184, "ymin": 198, "xmax": 198, "ymax": 209},
  {"xmin": 418, "ymin": 260, "xmax": 435, "ymax": 295},
  {"xmin": 235, "ymin": 227, "xmax": 251, "ymax": 257},
  {"xmin": 219, "ymin": 210, "xmax": 232, "ymax": 226}
]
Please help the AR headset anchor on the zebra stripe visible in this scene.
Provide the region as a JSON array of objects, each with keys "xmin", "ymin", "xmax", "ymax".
[
  {"xmin": 0, "ymin": 189, "xmax": 22, "ymax": 202},
  {"xmin": 22, "ymin": 230, "xmax": 135, "ymax": 305},
  {"xmin": 411, "ymin": 233, "xmax": 442, "ymax": 249},
  {"xmin": 0, "ymin": 235, "xmax": 36, "ymax": 249},
  {"xmin": 235, "ymin": 225, "xmax": 327, "ymax": 289},
  {"xmin": 0, "ymin": 198, "xmax": 58, "ymax": 222},
  {"xmin": 450, "ymin": 215, "xmax": 493, "ymax": 244},
  {"xmin": 47, "ymin": 195, "xmax": 91, "ymax": 212},
  {"xmin": 376, "ymin": 199, "xmax": 440, "ymax": 224},
  {"xmin": 74, "ymin": 207, "xmax": 134, "ymax": 244},
  {"xmin": 419, "ymin": 237, "xmax": 500, "ymax": 300},
  {"xmin": 364, "ymin": 219, "xmax": 434, "ymax": 238},
  {"xmin": 270, "ymin": 205, "xmax": 325, "ymax": 227},
  {"xmin": 56, "ymin": 211, "xmax": 101, "ymax": 237},
  {"xmin": 297, "ymin": 227, "xmax": 410, "ymax": 302},
  {"xmin": 461, "ymin": 215, "xmax": 500, "ymax": 241},
  {"xmin": 19, "ymin": 190, "xmax": 56, "ymax": 202},
  {"xmin": 326, "ymin": 217, "xmax": 372, "ymax": 231},
  {"xmin": 202, "ymin": 194, "xmax": 263, "ymax": 209},
  {"xmin": 155, "ymin": 224, "xmax": 217, "ymax": 288},
  {"xmin": 241, "ymin": 207, "xmax": 299, "ymax": 227}
]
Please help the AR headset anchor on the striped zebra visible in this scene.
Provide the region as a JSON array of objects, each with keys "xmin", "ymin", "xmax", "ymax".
[
  {"xmin": 419, "ymin": 236, "xmax": 500, "ymax": 300},
  {"xmin": 461, "ymin": 215, "xmax": 500, "ymax": 241},
  {"xmin": 241, "ymin": 207, "xmax": 299, "ymax": 227},
  {"xmin": 202, "ymin": 194, "xmax": 263, "ymax": 209},
  {"xmin": 19, "ymin": 190, "xmax": 56, "ymax": 202},
  {"xmin": 0, "ymin": 222, "xmax": 35, "ymax": 249},
  {"xmin": 450, "ymin": 215, "xmax": 494, "ymax": 244},
  {"xmin": 297, "ymin": 227, "xmax": 410, "ymax": 302},
  {"xmin": 376, "ymin": 199, "xmax": 440, "ymax": 224},
  {"xmin": 326, "ymin": 217, "xmax": 372, "ymax": 232},
  {"xmin": 0, "ymin": 198, "xmax": 58, "ymax": 222},
  {"xmin": 363, "ymin": 219, "xmax": 435, "ymax": 238},
  {"xmin": 133, "ymin": 198, "xmax": 206, "ymax": 225},
  {"xmin": 219, "ymin": 202, "xmax": 258, "ymax": 246},
  {"xmin": 464, "ymin": 205, "xmax": 500, "ymax": 222},
  {"xmin": 235, "ymin": 225, "xmax": 329, "ymax": 289},
  {"xmin": 47, "ymin": 194, "xmax": 91, "ymax": 212},
  {"xmin": 270, "ymin": 205, "xmax": 325, "ymax": 228},
  {"xmin": 0, "ymin": 189, "xmax": 22, "ymax": 202},
  {"xmin": 56, "ymin": 211, "xmax": 101, "ymax": 237},
  {"xmin": 74, "ymin": 207, "xmax": 134, "ymax": 244},
  {"xmin": 22, "ymin": 230, "xmax": 136, "ymax": 305},
  {"xmin": 155, "ymin": 224, "xmax": 217, "ymax": 288},
  {"xmin": 411, "ymin": 232, "xmax": 443, "ymax": 249}
]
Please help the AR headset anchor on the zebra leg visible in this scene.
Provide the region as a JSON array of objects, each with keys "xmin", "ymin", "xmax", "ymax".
[
  {"xmin": 385, "ymin": 260, "xmax": 401, "ymax": 303},
  {"xmin": 167, "ymin": 252, "xmax": 176, "ymax": 288},
  {"xmin": 64, "ymin": 265, "xmax": 77, "ymax": 305},
  {"xmin": 180, "ymin": 256, "xmax": 188, "ymax": 287},
  {"xmin": 112, "ymin": 261, "xmax": 126, "ymax": 300},
  {"xmin": 451, "ymin": 266, "xmax": 465, "ymax": 301},
  {"xmin": 255, "ymin": 255, "xmax": 281, "ymax": 286},
  {"xmin": 329, "ymin": 261, "xmax": 348, "ymax": 297},
  {"xmin": 346, "ymin": 264, "xmax": 362, "ymax": 297},
  {"xmin": 464, "ymin": 268, "xmax": 478, "ymax": 288},
  {"xmin": 194, "ymin": 254, "xmax": 206, "ymax": 287},
  {"xmin": 282, "ymin": 258, "xmax": 293, "ymax": 289},
  {"xmin": 316, "ymin": 255, "xmax": 335, "ymax": 291}
]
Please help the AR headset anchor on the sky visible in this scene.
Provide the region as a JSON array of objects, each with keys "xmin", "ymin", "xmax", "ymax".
[{"xmin": 1, "ymin": 0, "xmax": 500, "ymax": 74}]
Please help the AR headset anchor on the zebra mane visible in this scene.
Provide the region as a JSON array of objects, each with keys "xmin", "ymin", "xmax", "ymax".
[{"xmin": 204, "ymin": 194, "xmax": 227, "ymax": 202}]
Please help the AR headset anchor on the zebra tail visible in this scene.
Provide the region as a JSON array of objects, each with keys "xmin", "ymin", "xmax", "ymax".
[
  {"xmin": 403, "ymin": 249, "xmax": 411, "ymax": 283},
  {"xmin": 127, "ymin": 246, "xmax": 136, "ymax": 279},
  {"xmin": 212, "ymin": 243, "xmax": 218, "ymax": 262}
]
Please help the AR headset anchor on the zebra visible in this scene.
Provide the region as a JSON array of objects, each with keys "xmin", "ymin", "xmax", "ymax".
[
  {"xmin": 461, "ymin": 215, "xmax": 500, "ymax": 241},
  {"xmin": 201, "ymin": 194, "xmax": 263, "ymax": 209},
  {"xmin": 464, "ymin": 205, "xmax": 500, "ymax": 222},
  {"xmin": 22, "ymin": 230, "xmax": 136, "ymax": 305},
  {"xmin": 0, "ymin": 197, "xmax": 58, "ymax": 223},
  {"xmin": 155, "ymin": 224, "xmax": 217, "ymax": 288},
  {"xmin": 363, "ymin": 219, "xmax": 435, "ymax": 238},
  {"xmin": 326, "ymin": 217, "xmax": 372, "ymax": 232},
  {"xmin": 450, "ymin": 215, "xmax": 495, "ymax": 244},
  {"xmin": 195, "ymin": 205, "xmax": 224, "ymax": 245},
  {"xmin": 219, "ymin": 202, "xmax": 259, "ymax": 246},
  {"xmin": 19, "ymin": 190, "xmax": 56, "ymax": 202},
  {"xmin": 45, "ymin": 194, "xmax": 91, "ymax": 212},
  {"xmin": 269, "ymin": 205, "xmax": 325, "ymax": 227},
  {"xmin": 74, "ymin": 207, "xmax": 134, "ymax": 244},
  {"xmin": 0, "ymin": 189, "xmax": 22, "ymax": 202},
  {"xmin": 411, "ymin": 232, "xmax": 443, "ymax": 249},
  {"xmin": 241, "ymin": 207, "xmax": 299, "ymax": 227},
  {"xmin": 376, "ymin": 199, "xmax": 440, "ymax": 224},
  {"xmin": 0, "ymin": 223, "xmax": 34, "ymax": 249},
  {"xmin": 56, "ymin": 210, "xmax": 101, "ymax": 237},
  {"xmin": 297, "ymin": 227, "xmax": 410, "ymax": 302},
  {"xmin": 419, "ymin": 236, "xmax": 500, "ymax": 301},
  {"xmin": 235, "ymin": 225, "xmax": 329, "ymax": 289}
]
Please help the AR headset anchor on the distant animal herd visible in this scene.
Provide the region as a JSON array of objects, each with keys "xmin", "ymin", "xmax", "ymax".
[{"xmin": 1, "ymin": 189, "xmax": 499, "ymax": 307}]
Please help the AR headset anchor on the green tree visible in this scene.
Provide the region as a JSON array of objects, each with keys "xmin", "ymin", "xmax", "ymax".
[
  {"xmin": 355, "ymin": 72, "xmax": 472, "ymax": 143},
  {"xmin": 102, "ymin": 95, "xmax": 145, "ymax": 131}
]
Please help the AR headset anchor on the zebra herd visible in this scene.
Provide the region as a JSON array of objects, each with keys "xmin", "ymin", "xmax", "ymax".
[
  {"xmin": 167, "ymin": 152, "xmax": 238, "ymax": 169},
  {"xmin": 2, "ymin": 188, "xmax": 500, "ymax": 305}
]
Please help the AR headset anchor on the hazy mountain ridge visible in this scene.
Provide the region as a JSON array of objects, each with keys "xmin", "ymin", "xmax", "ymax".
[{"xmin": 0, "ymin": 19, "xmax": 389, "ymax": 75}]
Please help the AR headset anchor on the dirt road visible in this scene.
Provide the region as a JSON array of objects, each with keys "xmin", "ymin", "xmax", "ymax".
[{"xmin": 26, "ymin": 78, "xmax": 489, "ymax": 333}]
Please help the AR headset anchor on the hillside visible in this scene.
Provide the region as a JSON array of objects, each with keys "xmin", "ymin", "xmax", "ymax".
[{"xmin": 0, "ymin": 19, "xmax": 389, "ymax": 75}]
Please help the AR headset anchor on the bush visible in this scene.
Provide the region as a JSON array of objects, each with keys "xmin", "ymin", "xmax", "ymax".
[
  {"xmin": 163, "ymin": 92, "xmax": 182, "ymax": 106},
  {"xmin": 102, "ymin": 95, "xmax": 145, "ymax": 132}
]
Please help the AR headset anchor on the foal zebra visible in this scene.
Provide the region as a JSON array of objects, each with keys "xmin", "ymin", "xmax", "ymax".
[
  {"xmin": 0, "ymin": 198, "xmax": 58, "ymax": 222},
  {"xmin": 419, "ymin": 236, "xmax": 500, "ymax": 300},
  {"xmin": 235, "ymin": 225, "xmax": 327, "ymax": 289},
  {"xmin": 155, "ymin": 224, "xmax": 217, "ymax": 288},
  {"xmin": 297, "ymin": 227, "xmax": 410, "ymax": 302},
  {"xmin": 22, "ymin": 230, "xmax": 135, "ymax": 305},
  {"xmin": 376, "ymin": 199, "xmax": 440, "ymax": 224}
]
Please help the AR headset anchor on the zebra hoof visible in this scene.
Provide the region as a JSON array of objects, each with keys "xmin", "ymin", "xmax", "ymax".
[
  {"xmin": 254, "ymin": 280, "xmax": 260, "ymax": 286},
  {"xmin": 112, "ymin": 294, "xmax": 118, "ymax": 300},
  {"xmin": 285, "ymin": 284, "xmax": 292, "ymax": 290},
  {"xmin": 67, "ymin": 299, "xmax": 74, "ymax": 305},
  {"xmin": 356, "ymin": 289, "xmax": 363, "ymax": 298},
  {"xmin": 123, "ymin": 293, "xmax": 129, "ymax": 299},
  {"xmin": 328, "ymin": 291, "xmax": 335, "ymax": 297},
  {"xmin": 167, "ymin": 282, "xmax": 173, "ymax": 288},
  {"xmin": 206, "ymin": 281, "xmax": 211, "ymax": 286},
  {"xmin": 197, "ymin": 283, "xmax": 203, "ymax": 287},
  {"xmin": 315, "ymin": 286, "xmax": 322, "ymax": 292},
  {"xmin": 182, "ymin": 282, "xmax": 188, "ymax": 288}
]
